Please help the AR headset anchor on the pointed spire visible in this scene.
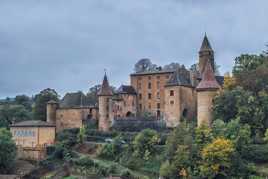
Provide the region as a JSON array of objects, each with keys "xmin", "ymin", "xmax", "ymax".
[
  {"xmin": 98, "ymin": 72, "xmax": 113, "ymax": 96},
  {"xmin": 197, "ymin": 60, "xmax": 220, "ymax": 91},
  {"xmin": 200, "ymin": 33, "xmax": 213, "ymax": 51}
]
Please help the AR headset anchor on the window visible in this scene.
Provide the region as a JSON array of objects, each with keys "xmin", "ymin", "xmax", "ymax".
[
  {"xmin": 157, "ymin": 76, "xmax": 160, "ymax": 79},
  {"xmin": 157, "ymin": 103, "xmax": 160, "ymax": 109},
  {"xmin": 166, "ymin": 75, "xmax": 170, "ymax": 79},
  {"xmin": 157, "ymin": 92, "xmax": 160, "ymax": 99},
  {"xmin": 139, "ymin": 104, "xmax": 142, "ymax": 110},
  {"xmin": 148, "ymin": 103, "xmax": 151, "ymax": 109},
  {"xmin": 148, "ymin": 82, "xmax": 151, "ymax": 89},
  {"xmin": 148, "ymin": 76, "xmax": 151, "ymax": 80},
  {"xmin": 157, "ymin": 81, "xmax": 160, "ymax": 89},
  {"xmin": 139, "ymin": 93, "xmax": 142, "ymax": 100},
  {"xmin": 170, "ymin": 100, "xmax": 174, "ymax": 105},
  {"xmin": 170, "ymin": 90, "xmax": 174, "ymax": 96},
  {"xmin": 148, "ymin": 93, "xmax": 152, "ymax": 99},
  {"xmin": 138, "ymin": 83, "xmax": 142, "ymax": 89}
]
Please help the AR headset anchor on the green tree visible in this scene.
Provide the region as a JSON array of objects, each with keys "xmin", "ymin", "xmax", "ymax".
[
  {"xmin": 15, "ymin": 95, "xmax": 32, "ymax": 110},
  {"xmin": 132, "ymin": 129, "xmax": 160, "ymax": 160},
  {"xmin": 33, "ymin": 88, "xmax": 59, "ymax": 121},
  {"xmin": 0, "ymin": 128, "xmax": 17, "ymax": 173},
  {"xmin": 0, "ymin": 104, "xmax": 32, "ymax": 128},
  {"xmin": 200, "ymin": 138, "xmax": 235, "ymax": 178},
  {"xmin": 77, "ymin": 126, "xmax": 86, "ymax": 144},
  {"xmin": 160, "ymin": 122, "xmax": 196, "ymax": 178},
  {"xmin": 233, "ymin": 54, "xmax": 268, "ymax": 93}
]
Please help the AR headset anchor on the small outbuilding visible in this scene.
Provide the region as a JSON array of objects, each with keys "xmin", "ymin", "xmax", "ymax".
[{"xmin": 10, "ymin": 120, "xmax": 56, "ymax": 160}]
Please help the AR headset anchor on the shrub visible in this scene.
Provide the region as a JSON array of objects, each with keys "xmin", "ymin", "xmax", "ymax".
[
  {"xmin": 74, "ymin": 156, "xmax": 94, "ymax": 167},
  {"xmin": 56, "ymin": 128, "xmax": 79, "ymax": 147},
  {"xmin": 132, "ymin": 129, "xmax": 160, "ymax": 160},
  {"xmin": 243, "ymin": 144, "xmax": 268, "ymax": 163}
]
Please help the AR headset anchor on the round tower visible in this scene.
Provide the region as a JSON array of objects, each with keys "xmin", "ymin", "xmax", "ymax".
[
  {"xmin": 199, "ymin": 34, "xmax": 215, "ymax": 74},
  {"xmin": 196, "ymin": 61, "xmax": 220, "ymax": 127},
  {"xmin": 46, "ymin": 100, "xmax": 59, "ymax": 124},
  {"xmin": 98, "ymin": 73, "xmax": 113, "ymax": 131}
]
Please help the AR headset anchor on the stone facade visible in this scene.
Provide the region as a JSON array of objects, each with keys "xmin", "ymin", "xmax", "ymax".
[
  {"xmin": 10, "ymin": 120, "xmax": 55, "ymax": 160},
  {"xmin": 113, "ymin": 94, "xmax": 137, "ymax": 118},
  {"xmin": 164, "ymin": 86, "xmax": 196, "ymax": 127},
  {"xmin": 197, "ymin": 90, "xmax": 218, "ymax": 126},
  {"xmin": 130, "ymin": 71, "xmax": 173, "ymax": 117},
  {"xmin": 56, "ymin": 107, "xmax": 97, "ymax": 132}
]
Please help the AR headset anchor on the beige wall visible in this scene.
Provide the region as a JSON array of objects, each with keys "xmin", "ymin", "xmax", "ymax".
[
  {"xmin": 39, "ymin": 127, "xmax": 56, "ymax": 146},
  {"xmin": 113, "ymin": 94, "xmax": 137, "ymax": 118},
  {"xmin": 11, "ymin": 126, "xmax": 55, "ymax": 160},
  {"xmin": 130, "ymin": 72, "xmax": 173, "ymax": 117},
  {"xmin": 56, "ymin": 107, "xmax": 97, "ymax": 132},
  {"xmin": 98, "ymin": 96, "xmax": 112, "ymax": 131},
  {"xmin": 46, "ymin": 103, "xmax": 58, "ymax": 123},
  {"xmin": 197, "ymin": 90, "xmax": 217, "ymax": 127},
  {"xmin": 11, "ymin": 127, "xmax": 38, "ymax": 148},
  {"xmin": 164, "ymin": 86, "xmax": 196, "ymax": 127}
]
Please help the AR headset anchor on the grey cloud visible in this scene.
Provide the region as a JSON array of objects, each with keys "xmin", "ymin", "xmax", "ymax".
[{"xmin": 0, "ymin": 0, "xmax": 267, "ymax": 98}]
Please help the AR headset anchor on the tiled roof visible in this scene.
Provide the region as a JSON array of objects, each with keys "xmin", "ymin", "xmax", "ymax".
[
  {"xmin": 116, "ymin": 85, "xmax": 136, "ymax": 95},
  {"xmin": 130, "ymin": 70, "xmax": 174, "ymax": 76},
  {"xmin": 166, "ymin": 66, "xmax": 192, "ymax": 87},
  {"xmin": 60, "ymin": 92, "xmax": 94, "ymax": 108},
  {"xmin": 10, "ymin": 120, "xmax": 55, "ymax": 127},
  {"xmin": 197, "ymin": 61, "xmax": 220, "ymax": 91},
  {"xmin": 98, "ymin": 73, "xmax": 113, "ymax": 96}
]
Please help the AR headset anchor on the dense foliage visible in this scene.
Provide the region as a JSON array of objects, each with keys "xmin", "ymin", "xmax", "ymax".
[
  {"xmin": 33, "ymin": 88, "xmax": 59, "ymax": 121},
  {"xmin": 0, "ymin": 128, "xmax": 17, "ymax": 174}
]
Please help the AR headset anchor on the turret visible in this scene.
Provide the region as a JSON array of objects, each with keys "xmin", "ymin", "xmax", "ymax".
[
  {"xmin": 199, "ymin": 34, "xmax": 215, "ymax": 75},
  {"xmin": 98, "ymin": 72, "xmax": 113, "ymax": 131},
  {"xmin": 196, "ymin": 61, "xmax": 220, "ymax": 127},
  {"xmin": 46, "ymin": 100, "xmax": 59, "ymax": 124}
]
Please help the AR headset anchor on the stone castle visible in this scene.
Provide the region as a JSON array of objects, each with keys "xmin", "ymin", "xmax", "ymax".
[{"xmin": 46, "ymin": 34, "xmax": 223, "ymax": 132}]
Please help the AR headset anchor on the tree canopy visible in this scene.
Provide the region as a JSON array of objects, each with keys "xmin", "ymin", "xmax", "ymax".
[
  {"xmin": 0, "ymin": 128, "xmax": 17, "ymax": 174},
  {"xmin": 33, "ymin": 88, "xmax": 59, "ymax": 121}
]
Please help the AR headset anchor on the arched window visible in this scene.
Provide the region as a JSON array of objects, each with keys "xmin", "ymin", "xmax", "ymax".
[
  {"xmin": 182, "ymin": 109, "xmax": 188, "ymax": 118},
  {"xmin": 126, "ymin": 111, "xmax": 133, "ymax": 117}
]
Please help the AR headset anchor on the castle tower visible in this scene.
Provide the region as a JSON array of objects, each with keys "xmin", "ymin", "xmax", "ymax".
[
  {"xmin": 164, "ymin": 66, "xmax": 196, "ymax": 127},
  {"xmin": 98, "ymin": 72, "xmax": 113, "ymax": 131},
  {"xmin": 196, "ymin": 61, "xmax": 220, "ymax": 127},
  {"xmin": 199, "ymin": 34, "xmax": 215, "ymax": 74},
  {"xmin": 46, "ymin": 100, "xmax": 59, "ymax": 124}
]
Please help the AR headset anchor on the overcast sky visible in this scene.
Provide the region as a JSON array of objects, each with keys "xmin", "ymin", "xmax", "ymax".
[{"xmin": 0, "ymin": 0, "xmax": 267, "ymax": 98}]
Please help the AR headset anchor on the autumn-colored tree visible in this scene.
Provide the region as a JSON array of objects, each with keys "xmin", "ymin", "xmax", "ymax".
[
  {"xmin": 223, "ymin": 72, "xmax": 236, "ymax": 90},
  {"xmin": 200, "ymin": 138, "xmax": 235, "ymax": 178}
]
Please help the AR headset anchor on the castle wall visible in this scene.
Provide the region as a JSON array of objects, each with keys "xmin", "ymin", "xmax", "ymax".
[
  {"xmin": 130, "ymin": 72, "xmax": 173, "ymax": 117},
  {"xmin": 99, "ymin": 96, "xmax": 112, "ymax": 131},
  {"xmin": 164, "ymin": 86, "xmax": 196, "ymax": 127},
  {"xmin": 46, "ymin": 103, "xmax": 58, "ymax": 124},
  {"xmin": 55, "ymin": 107, "xmax": 98, "ymax": 132},
  {"xmin": 197, "ymin": 90, "xmax": 217, "ymax": 126},
  {"xmin": 113, "ymin": 94, "xmax": 137, "ymax": 118}
]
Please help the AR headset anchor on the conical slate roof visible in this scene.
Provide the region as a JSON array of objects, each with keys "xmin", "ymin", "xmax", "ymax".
[
  {"xmin": 98, "ymin": 73, "xmax": 113, "ymax": 96},
  {"xmin": 196, "ymin": 61, "xmax": 220, "ymax": 91},
  {"xmin": 200, "ymin": 34, "xmax": 213, "ymax": 51},
  {"xmin": 166, "ymin": 66, "xmax": 192, "ymax": 87}
]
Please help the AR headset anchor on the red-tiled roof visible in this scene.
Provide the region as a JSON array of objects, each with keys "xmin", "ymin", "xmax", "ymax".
[{"xmin": 196, "ymin": 61, "xmax": 220, "ymax": 91}]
